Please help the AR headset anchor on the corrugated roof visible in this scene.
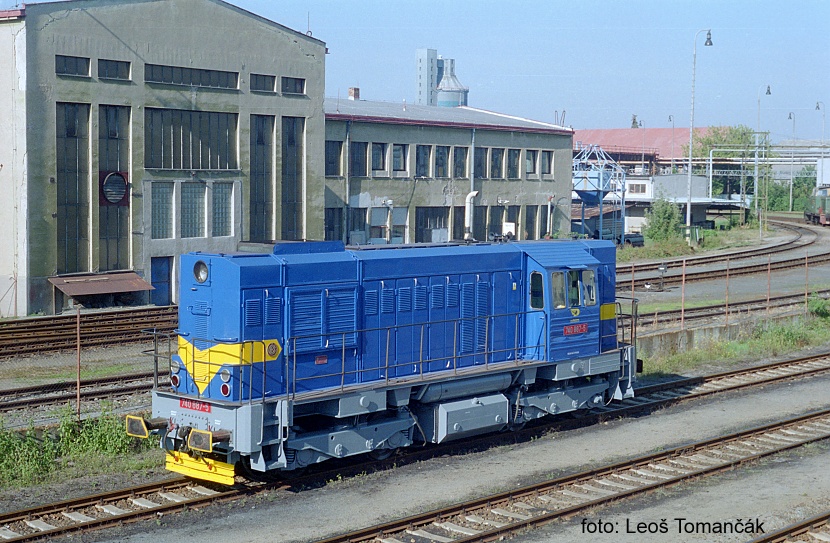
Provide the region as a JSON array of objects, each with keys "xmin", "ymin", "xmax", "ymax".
[
  {"xmin": 325, "ymin": 98, "xmax": 572, "ymax": 135},
  {"xmin": 573, "ymin": 127, "xmax": 712, "ymax": 160},
  {"xmin": 48, "ymin": 272, "xmax": 154, "ymax": 297}
]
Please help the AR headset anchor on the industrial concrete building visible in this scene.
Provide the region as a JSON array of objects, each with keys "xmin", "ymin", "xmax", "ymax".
[
  {"xmin": 415, "ymin": 48, "xmax": 469, "ymax": 107},
  {"xmin": 324, "ymin": 96, "xmax": 572, "ymax": 245},
  {"xmin": 0, "ymin": 0, "xmax": 326, "ymax": 316}
]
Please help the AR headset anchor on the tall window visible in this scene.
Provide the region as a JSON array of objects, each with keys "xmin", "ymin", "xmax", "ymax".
[
  {"xmin": 453, "ymin": 147, "xmax": 468, "ymax": 178},
  {"xmin": 541, "ymin": 150, "xmax": 554, "ymax": 175},
  {"xmin": 435, "ymin": 146, "xmax": 449, "ymax": 178},
  {"xmin": 526, "ymin": 206, "xmax": 537, "ymax": 240},
  {"xmin": 281, "ymin": 116, "xmax": 304, "ymax": 241},
  {"xmin": 250, "ymin": 115, "xmax": 274, "ymax": 242},
  {"xmin": 393, "ymin": 144, "xmax": 407, "ymax": 172},
  {"xmin": 526, "ymin": 150, "xmax": 538, "ymax": 175},
  {"xmin": 151, "ymin": 182, "xmax": 174, "ymax": 240},
  {"xmin": 371, "ymin": 143, "xmax": 387, "ymax": 171},
  {"xmin": 56, "ymin": 103, "xmax": 90, "ymax": 273},
  {"xmin": 350, "ymin": 142, "xmax": 368, "ymax": 177},
  {"xmin": 213, "ymin": 182, "xmax": 233, "ymax": 237},
  {"xmin": 325, "ymin": 207, "xmax": 343, "ymax": 241},
  {"xmin": 416, "ymin": 145, "xmax": 431, "ymax": 177},
  {"xmin": 181, "ymin": 182, "xmax": 205, "ymax": 238},
  {"xmin": 490, "ymin": 148, "xmax": 504, "ymax": 179},
  {"xmin": 325, "ymin": 141, "xmax": 342, "ymax": 176},
  {"xmin": 474, "ymin": 148, "xmax": 487, "ymax": 179},
  {"xmin": 98, "ymin": 105, "xmax": 130, "ymax": 271},
  {"xmin": 145, "ymin": 108, "xmax": 238, "ymax": 170},
  {"xmin": 507, "ymin": 149, "xmax": 520, "ymax": 179}
]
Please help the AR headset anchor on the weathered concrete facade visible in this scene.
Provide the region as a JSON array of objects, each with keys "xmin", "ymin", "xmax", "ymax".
[
  {"xmin": 0, "ymin": 0, "xmax": 325, "ymax": 315},
  {"xmin": 324, "ymin": 99, "xmax": 573, "ymax": 245}
]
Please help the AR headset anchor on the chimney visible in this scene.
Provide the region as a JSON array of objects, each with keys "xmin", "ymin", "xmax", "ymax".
[{"xmin": 348, "ymin": 87, "xmax": 360, "ymax": 101}]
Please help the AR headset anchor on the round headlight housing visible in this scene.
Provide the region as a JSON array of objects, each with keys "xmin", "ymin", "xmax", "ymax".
[{"xmin": 194, "ymin": 261, "xmax": 209, "ymax": 283}]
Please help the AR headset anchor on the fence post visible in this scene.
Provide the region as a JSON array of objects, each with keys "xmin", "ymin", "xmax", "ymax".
[
  {"xmin": 680, "ymin": 259, "xmax": 687, "ymax": 330},
  {"xmin": 725, "ymin": 257, "xmax": 729, "ymax": 329},
  {"xmin": 76, "ymin": 306, "xmax": 81, "ymax": 421}
]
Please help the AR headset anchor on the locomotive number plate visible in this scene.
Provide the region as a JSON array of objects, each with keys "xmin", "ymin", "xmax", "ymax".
[
  {"xmin": 180, "ymin": 398, "xmax": 212, "ymax": 413},
  {"xmin": 563, "ymin": 323, "xmax": 588, "ymax": 336}
]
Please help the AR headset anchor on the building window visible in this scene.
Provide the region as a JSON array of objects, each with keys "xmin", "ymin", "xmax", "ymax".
[
  {"xmin": 416, "ymin": 145, "xmax": 431, "ymax": 177},
  {"xmin": 507, "ymin": 149, "xmax": 520, "ymax": 179},
  {"xmin": 181, "ymin": 182, "xmax": 206, "ymax": 238},
  {"xmin": 250, "ymin": 115, "xmax": 273, "ymax": 242},
  {"xmin": 145, "ymin": 63, "xmax": 238, "ymax": 89},
  {"xmin": 453, "ymin": 147, "xmax": 468, "ymax": 178},
  {"xmin": 213, "ymin": 182, "xmax": 233, "ymax": 237},
  {"xmin": 526, "ymin": 150, "xmax": 538, "ymax": 175},
  {"xmin": 250, "ymin": 73, "xmax": 276, "ymax": 92},
  {"xmin": 55, "ymin": 55, "xmax": 90, "ymax": 77},
  {"xmin": 325, "ymin": 140, "xmax": 342, "ymax": 176},
  {"xmin": 151, "ymin": 182, "xmax": 174, "ymax": 240},
  {"xmin": 325, "ymin": 207, "xmax": 343, "ymax": 241},
  {"xmin": 541, "ymin": 150, "xmax": 554, "ymax": 175},
  {"xmin": 474, "ymin": 148, "xmax": 487, "ymax": 179},
  {"xmin": 369, "ymin": 207, "xmax": 388, "ymax": 241},
  {"xmin": 98, "ymin": 59, "xmax": 130, "ymax": 80},
  {"xmin": 371, "ymin": 143, "xmax": 387, "ymax": 171},
  {"xmin": 350, "ymin": 142, "xmax": 368, "ymax": 177},
  {"xmin": 490, "ymin": 148, "xmax": 504, "ymax": 179},
  {"xmin": 145, "ymin": 108, "xmax": 238, "ymax": 170},
  {"xmin": 392, "ymin": 144, "xmax": 407, "ymax": 172},
  {"xmin": 281, "ymin": 116, "xmax": 305, "ymax": 241},
  {"xmin": 281, "ymin": 76, "xmax": 305, "ymax": 94},
  {"xmin": 526, "ymin": 205, "xmax": 537, "ymax": 239},
  {"xmin": 56, "ymin": 102, "xmax": 90, "ymax": 273},
  {"xmin": 435, "ymin": 146, "xmax": 450, "ymax": 178},
  {"xmin": 415, "ymin": 207, "xmax": 449, "ymax": 243},
  {"xmin": 99, "ymin": 105, "xmax": 130, "ymax": 271}
]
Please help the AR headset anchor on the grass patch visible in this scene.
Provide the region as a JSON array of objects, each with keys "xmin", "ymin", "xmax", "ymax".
[
  {"xmin": 0, "ymin": 404, "xmax": 158, "ymax": 488},
  {"xmin": 643, "ymin": 315, "xmax": 830, "ymax": 377}
]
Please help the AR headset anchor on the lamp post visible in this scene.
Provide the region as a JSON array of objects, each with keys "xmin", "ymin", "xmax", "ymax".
[
  {"xmin": 639, "ymin": 120, "xmax": 646, "ymax": 173},
  {"xmin": 668, "ymin": 115, "xmax": 675, "ymax": 173},
  {"xmin": 686, "ymin": 29, "xmax": 713, "ymax": 245},
  {"xmin": 819, "ymin": 101, "xmax": 826, "ymax": 188},
  {"xmin": 754, "ymin": 84, "xmax": 771, "ymax": 239},
  {"xmin": 788, "ymin": 112, "xmax": 795, "ymax": 211}
]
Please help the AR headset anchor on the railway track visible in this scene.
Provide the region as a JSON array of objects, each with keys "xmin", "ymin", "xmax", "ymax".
[
  {"xmin": 4, "ymin": 350, "xmax": 830, "ymax": 541},
  {"xmin": 749, "ymin": 511, "xmax": 830, "ymax": 542},
  {"xmin": 0, "ymin": 305, "xmax": 176, "ymax": 358},
  {"xmin": 319, "ymin": 409, "xmax": 830, "ymax": 543}
]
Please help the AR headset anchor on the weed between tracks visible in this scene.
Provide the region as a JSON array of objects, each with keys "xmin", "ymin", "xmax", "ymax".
[{"xmin": 0, "ymin": 403, "xmax": 158, "ymax": 488}]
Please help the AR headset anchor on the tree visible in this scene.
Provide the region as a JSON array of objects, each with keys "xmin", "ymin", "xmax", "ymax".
[{"xmin": 643, "ymin": 196, "xmax": 683, "ymax": 242}]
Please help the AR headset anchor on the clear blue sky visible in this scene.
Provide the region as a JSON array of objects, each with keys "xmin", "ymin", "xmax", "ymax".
[{"xmin": 6, "ymin": 0, "xmax": 829, "ymax": 143}]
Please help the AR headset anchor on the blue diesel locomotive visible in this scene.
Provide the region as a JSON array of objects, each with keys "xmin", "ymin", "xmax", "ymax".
[{"xmin": 128, "ymin": 240, "xmax": 638, "ymax": 485}]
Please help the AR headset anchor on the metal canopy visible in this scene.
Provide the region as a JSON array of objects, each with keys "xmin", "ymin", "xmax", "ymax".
[{"xmin": 48, "ymin": 272, "xmax": 154, "ymax": 297}]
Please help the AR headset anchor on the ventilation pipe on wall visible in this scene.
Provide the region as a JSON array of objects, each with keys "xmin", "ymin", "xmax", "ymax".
[{"xmin": 464, "ymin": 190, "xmax": 479, "ymax": 241}]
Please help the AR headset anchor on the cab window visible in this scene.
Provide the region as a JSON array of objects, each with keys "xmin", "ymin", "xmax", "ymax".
[
  {"xmin": 530, "ymin": 272, "xmax": 544, "ymax": 309},
  {"xmin": 551, "ymin": 272, "xmax": 566, "ymax": 309},
  {"xmin": 567, "ymin": 270, "xmax": 581, "ymax": 307},
  {"xmin": 583, "ymin": 269, "xmax": 597, "ymax": 306}
]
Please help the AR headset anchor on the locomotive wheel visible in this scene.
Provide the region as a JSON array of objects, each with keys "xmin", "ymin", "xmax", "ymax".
[{"xmin": 368, "ymin": 447, "xmax": 397, "ymax": 460}]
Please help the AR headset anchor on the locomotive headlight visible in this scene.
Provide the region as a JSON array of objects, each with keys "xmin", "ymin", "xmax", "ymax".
[
  {"xmin": 194, "ymin": 260, "xmax": 209, "ymax": 283},
  {"xmin": 170, "ymin": 359, "xmax": 181, "ymax": 374}
]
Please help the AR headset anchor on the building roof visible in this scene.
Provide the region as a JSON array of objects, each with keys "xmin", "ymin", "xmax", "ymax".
[
  {"xmin": 325, "ymin": 98, "xmax": 572, "ymax": 135},
  {"xmin": 573, "ymin": 127, "xmax": 711, "ymax": 161}
]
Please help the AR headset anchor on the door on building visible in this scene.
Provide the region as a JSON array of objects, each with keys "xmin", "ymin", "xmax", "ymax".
[{"xmin": 150, "ymin": 257, "xmax": 172, "ymax": 306}]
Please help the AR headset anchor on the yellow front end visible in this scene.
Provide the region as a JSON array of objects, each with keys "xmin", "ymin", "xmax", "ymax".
[{"xmin": 165, "ymin": 450, "xmax": 236, "ymax": 486}]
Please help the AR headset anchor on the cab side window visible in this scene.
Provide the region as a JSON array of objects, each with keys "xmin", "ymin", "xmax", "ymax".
[
  {"xmin": 551, "ymin": 272, "xmax": 566, "ymax": 309},
  {"xmin": 530, "ymin": 271, "xmax": 544, "ymax": 309},
  {"xmin": 583, "ymin": 269, "xmax": 597, "ymax": 306},
  {"xmin": 567, "ymin": 270, "xmax": 581, "ymax": 307}
]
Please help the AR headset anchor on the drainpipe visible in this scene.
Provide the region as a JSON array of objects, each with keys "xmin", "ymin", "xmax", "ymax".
[{"xmin": 464, "ymin": 191, "xmax": 479, "ymax": 241}]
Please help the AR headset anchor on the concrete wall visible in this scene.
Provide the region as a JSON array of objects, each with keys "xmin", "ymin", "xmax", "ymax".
[{"xmin": 0, "ymin": 16, "xmax": 27, "ymax": 317}]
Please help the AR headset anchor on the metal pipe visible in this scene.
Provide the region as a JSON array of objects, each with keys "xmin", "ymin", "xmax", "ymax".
[{"xmin": 464, "ymin": 190, "xmax": 479, "ymax": 240}]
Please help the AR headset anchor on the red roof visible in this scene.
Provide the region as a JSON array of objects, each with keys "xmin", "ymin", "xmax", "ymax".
[{"xmin": 573, "ymin": 127, "xmax": 711, "ymax": 161}]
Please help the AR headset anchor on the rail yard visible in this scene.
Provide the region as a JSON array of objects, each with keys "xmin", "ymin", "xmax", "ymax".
[{"xmin": 3, "ymin": 220, "xmax": 830, "ymax": 543}]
